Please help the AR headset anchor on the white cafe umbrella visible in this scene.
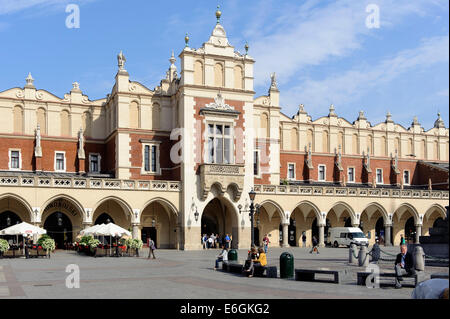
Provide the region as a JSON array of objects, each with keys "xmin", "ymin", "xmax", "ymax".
[
  {"xmin": 80, "ymin": 224, "xmax": 105, "ymax": 237},
  {"xmin": 0, "ymin": 222, "xmax": 46, "ymax": 255},
  {"xmin": 93, "ymin": 223, "xmax": 131, "ymax": 256}
]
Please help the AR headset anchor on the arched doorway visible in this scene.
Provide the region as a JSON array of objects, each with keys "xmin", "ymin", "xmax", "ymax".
[
  {"xmin": 201, "ymin": 197, "xmax": 238, "ymax": 249},
  {"xmin": 311, "ymin": 218, "xmax": 330, "ymax": 244},
  {"xmin": 44, "ymin": 212, "xmax": 72, "ymax": 249},
  {"xmin": 0, "ymin": 211, "xmax": 22, "ymax": 243},
  {"xmin": 405, "ymin": 217, "xmax": 415, "ymax": 243},
  {"xmin": 95, "ymin": 213, "xmax": 114, "ymax": 225},
  {"xmin": 375, "ymin": 217, "xmax": 384, "ymax": 243}
]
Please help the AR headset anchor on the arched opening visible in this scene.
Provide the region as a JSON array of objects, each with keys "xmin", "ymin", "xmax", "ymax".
[
  {"xmin": 43, "ymin": 212, "xmax": 73, "ymax": 249},
  {"xmin": 92, "ymin": 199, "xmax": 131, "ymax": 233},
  {"xmin": 95, "ymin": 213, "xmax": 114, "ymax": 225},
  {"xmin": 375, "ymin": 217, "xmax": 384, "ymax": 243},
  {"xmin": 392, "ymin": 205, "xmax": 418, "ymax": 245},
  {"xmin": 405, "ymin": 217, "xmax": 415, "ymax": 243},
  {"xmin": 290, "ymin": 202, "xmax": 320, "ymax": 247},
  {"xmin": 201, "ymin": 197, "xmax": 238, "ymax": 249},
  {"xmin": 0, "ymin": 211, "xmax": 23, "ymax": 243},
  {"xmin": 311, "ymin": 218, "xmax": 330, "ymax": 244},
  {"xmin": 141, "ymin": 200, "xmax": 178, "ymax": 249},
  {"xmin": 258, "ymin": 201, "xmax": 283, "ymax": 247}
]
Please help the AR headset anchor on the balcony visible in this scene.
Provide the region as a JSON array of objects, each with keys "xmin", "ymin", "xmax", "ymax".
[
  {"xmin": 198, "ymin": 164, "xmax": 245, "ymax": 200},
  {"xmin": 0, "ymin": 173, "xmax": 181, "ymax": 192}
]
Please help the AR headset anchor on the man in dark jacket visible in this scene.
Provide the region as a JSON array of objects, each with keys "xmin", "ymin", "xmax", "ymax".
[{"xmin": 394, "ymin": 244, "xmax": 415, "ymax": 289}]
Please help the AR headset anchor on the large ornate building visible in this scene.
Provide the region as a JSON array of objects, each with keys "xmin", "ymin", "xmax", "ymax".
[{"xmin": 0, "ymin": 9, "xmax": 448, "ymax": 250}]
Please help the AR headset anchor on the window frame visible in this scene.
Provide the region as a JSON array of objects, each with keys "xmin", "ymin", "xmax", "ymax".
[
  {"xmin": 347, "ymin": 166, "xmax": 355, "ymax": 183},
  {"xmin": 403, "ymin": 170, "xmax": 410, "ymax": 186},
  {"xmin": 89, "ymin": 153, "xmax": 101, "ymax": 173},
  {"xmin": 206, "ymin": 122, "xmax": 234, "ymax": 165},
  {"xmin": 287, "ymin": 162, "xmax": 296, "ymax": 180},
  {"xmin": 54, "ymin": 151, "xmax": 66, "ymax": 172},
  {"xmin": 8, "ymin": 149, "xmax": 22, "ymax": 171},
  {"xmin": 141, "ymin": 142, "xmax": 161, "ymax": 175},
  {"xmin": 376, "ymin": 168, "xmax": 383, "ymax": 184},
  {"xmin": 318, "ymin": 164, "xmax": 326, "ymax": 182}
]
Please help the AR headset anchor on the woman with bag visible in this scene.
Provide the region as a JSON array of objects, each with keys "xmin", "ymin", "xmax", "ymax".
[{"xmin": 148, "ymin": 238, "xmax": 156, "ymax": 259}]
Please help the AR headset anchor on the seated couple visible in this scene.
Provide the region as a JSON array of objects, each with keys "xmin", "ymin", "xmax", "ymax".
[{"xmin": 243, "ymin": 247, "xmax": 267, "ymax": 278}]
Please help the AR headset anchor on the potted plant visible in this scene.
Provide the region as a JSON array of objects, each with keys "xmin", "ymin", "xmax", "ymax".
[
  {"xmin": 0, "ymin": 239, "xmax": 9, "ymax": 258},
  {"xmin": 41, "ymin": 238, "xmax": 55, "ymax": 258},
  {"xmin": 89, "ymin": 239, "xmax": 101, "ymax": 256}
]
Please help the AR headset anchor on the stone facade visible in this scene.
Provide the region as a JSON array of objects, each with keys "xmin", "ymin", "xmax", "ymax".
[{"xmin": 0, "ymin": 10, "xmax": 448, "ymax": 249}]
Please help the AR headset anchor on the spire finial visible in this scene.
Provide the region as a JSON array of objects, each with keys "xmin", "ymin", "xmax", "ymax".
[
  {"xmin": 244, "ymin": 41, "xmax": 249, "ymax": 54},
  {"xmin": 25, "ymin": 72, "xmax": 35, "ymax": 87},
  {"xmin": 216, "ymin": 5, "xmax": 222, "ymax": 24},
  {"xmin": 170, "ymin": 50, "xmax": 176, "ymax": 65},
  {"xmin": 185, "ymin": 33, "xmax": 190, "ymax": 47},
  {"xmin": 117, "ymin": 50, "xmax": 126, "ymax": 71}
]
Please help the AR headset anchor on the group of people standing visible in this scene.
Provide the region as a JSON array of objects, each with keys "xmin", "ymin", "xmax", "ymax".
[{"xmin": 202, "ymin": 233, "xmax": 232, "ymax": 249}]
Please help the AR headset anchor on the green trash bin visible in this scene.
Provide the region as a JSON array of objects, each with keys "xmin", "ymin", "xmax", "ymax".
[
  {"xmin": 280, "ymin": 252, "xmax": 294, "ymax": 278},
  {"xmin": 228, "ymin": 249, "xmax": 238, "ymax": 261}
]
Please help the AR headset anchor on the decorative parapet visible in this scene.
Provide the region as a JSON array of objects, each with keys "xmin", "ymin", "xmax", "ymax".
[
  {"xmin": 199, "ymin": 164, "xmax": 245, "ymax": 200},
  {"xmin": 0, "ymin": 175, "xmax": 181, "ymax": 192},
  {"xmin": 253, "ymin": 184, "xmax": 449, "ymax": 199}
]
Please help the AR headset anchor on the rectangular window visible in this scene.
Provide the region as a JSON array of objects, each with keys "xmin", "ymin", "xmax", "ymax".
[
  {"xmin": 55, "ymin": 152, "xmax": 65, "ymax": 171},
  {"xmin": 347, "ymin": 167, "xmax": 355, "ymax": 183},
  {"xmin": 10, "ymin": 150, "xmax": 20, "ymax": 170},
  {"xmin": 403, "ymin": 170, "xmax": 410, "ymax": 185},
  {"xmin": 318, "ymin": 165, "xmax": 326, "ymax": 181},
  {"xmin": 288, "ymin": 163, "xmax": 295, "ymax": 180},
  {"xmin": 376, "ymin": 168, "xmax": 383, "ymax": 184},
  {"xmin": 254, "ymin": 150, "xmax": 260, "ymax": 176},
  {"xmin": 90, "ymin": 154, "xmax": 100, "ymax": 173},
  {"xmin": 206, "ymin": 123, "xmax": 233, "ymax": 164},
  {"xmin": 143, "ymin": 144, "xmax": 159, "ymax": 174}
]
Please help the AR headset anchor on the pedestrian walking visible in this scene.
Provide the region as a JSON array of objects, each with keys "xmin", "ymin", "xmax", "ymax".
[
  {"xmin": 202, "ymin": 234, "xmax": 207, "ymax": 249},
  {"xmin": 262, "ymin": 234, "xmax": 270, "ymax": 254},
  {"xmin": 216, "ymin": 234, "xmax": 222, "ymax": 248},
  {"xmin": 302, "ymin": 232, "xmax": 307, "ymax": 248},
  {"xmin": 210, "ymin": 233, "xmax": 216, "ymax": 248},
  {"xmin": 147, "ymin": 238, "xmax": 156, "ymax": 259},
  {"xmin": 400, "ymin": 234, "xmax": 406, "ymax": 246},
  {"xmin": 207, "ymin": 236, "xmax": 213, "ymax": 249},
  {"xmin": 309, "ymin": 235, "xmax": 319, "ymax": 254}
]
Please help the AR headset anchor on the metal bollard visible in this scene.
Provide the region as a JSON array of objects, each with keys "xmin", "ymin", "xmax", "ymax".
[
  {"xmin": 349, "ymin": 243, "xmax": 358, "ymax": 264},
  {"xmin": 413, "ymin": 246, "xmax": 425, "ymax": 271},
  {"xmin": 358, "ymin": 244, "xmax": 369, "ymax": 267}
]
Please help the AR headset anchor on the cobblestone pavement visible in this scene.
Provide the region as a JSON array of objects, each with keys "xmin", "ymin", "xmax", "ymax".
[{"xmin": 0, "ymin": 246, "xmax": 447, "ymax": 299}]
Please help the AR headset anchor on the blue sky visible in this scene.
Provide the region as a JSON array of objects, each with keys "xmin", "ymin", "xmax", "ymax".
[{"xmin": 0, "ymin": 0, "xmax": 448, "ymax": 130}]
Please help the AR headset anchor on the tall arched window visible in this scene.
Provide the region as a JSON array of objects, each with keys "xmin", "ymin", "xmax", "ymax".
[
  {"xmin": 407, "ymin": 138, "xmax": 413, "ymax": 156},
  {"xmin": 152, "ymin": 103, "xmax": 160, "ymax": 130},
  {"xmin": 129, "ymin": 101, "xmax": 139, "ymax": 129},
  {"xmin": 322, "ymin": 130, "xmax": 329, "ymax": 153},
  {"xmin": 60, "ymin": 110, "xmax": 70, "ymax": 136},
  {"xmin": 82, "ymin": 111, "xmax": 91, "ymax": 137},
  {"xmin": 37, "ymin": 108, "xmax": 46, "ymax": 134},
  {"xmin": 291, "ymin": 128, "xmax": 298, "ymax": 151},
  {"xmin": 13, "ymin": 105, "xmax": 24, "ymax": 134},
  {"xmin": 420, "ymin": 140, "xmax": 426, "ymax": 159},
  {"xmin": 194, "ymin": 61, "xmax": 204, "ymax": 85},
  {"xmin": 433, "ymin": 140, "xmax": 439, "ymax": 160},
  {"xmin": 234, "ymin": 65, "xmax": 243, "ymax": 89},
  {"xmin": 214, "ymin": 63, "xmax": 224, "ymax": 87},
  {"xmin": 352, "ymin": 134, "xmax": 358, "ymax": 155},
  {"xmin": 380, "ymin": 136, "xmax": 386, "ymax": 157},
  {"xmin": 260, "ymin": 113, "xmax": 269, "ymax": 138},
  {"xmin": 367, "ymin": 135, "xmax": 374, "ymax": 155},
  {"xmin": 337, "ymin": 131, "xmax": 344, "ymax": 153},
  {"xmin": 394, "ymin": 137, "xmax": 401, "ymax": 156},
  {"xmin": 307, "ymin": 129, "xmax": 313, "ymax": 151}
]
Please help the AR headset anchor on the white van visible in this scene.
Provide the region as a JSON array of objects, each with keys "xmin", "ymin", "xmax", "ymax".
[{"xmin": 327, "ymin": 227, "xmax": 369, "ymax": 247}]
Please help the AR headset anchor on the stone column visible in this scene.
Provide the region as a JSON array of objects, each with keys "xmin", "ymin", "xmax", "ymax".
[
  {"xmin": 132, "ymin": 224, "xmax": 140, "ymax": 239},
  {"xmin": 415, "ymin": 225, "xmax": 422, "ymax": 244},
  {"xmin": 319, "ymin": 224, "xmax": 325, "ymax": 247},
  {"xmin": 384, "ymin": 224, "xmax": 392, "ymax": 246},
  {"xmin": 282, "ymin": 223, "xmax": 289, "ymax": 247}
]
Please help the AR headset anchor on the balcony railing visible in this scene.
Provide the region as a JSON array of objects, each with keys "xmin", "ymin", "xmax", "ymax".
[
  {"xmin": 0, "ymin": 175, "xmax": 181, "ymax": 192},
  {"xmin": 253, "ymin": 184, "xmax": 449, "ymax": 200}
]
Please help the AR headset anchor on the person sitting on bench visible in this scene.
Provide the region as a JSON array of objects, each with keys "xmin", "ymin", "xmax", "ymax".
[
  {"xmin": 214, "ymin": 245, "xmax": 228, "ymax": 270},
  {"xmin": 243, "ymin": 247, "xmax": 258, "ymax": 274},
  {"xmin": 246, "ymin": 247, "xmax": 267, "ymax": 278},
  {"xmin": 394, "ymin": 244, "xmax": 415, "ymax": 289}
]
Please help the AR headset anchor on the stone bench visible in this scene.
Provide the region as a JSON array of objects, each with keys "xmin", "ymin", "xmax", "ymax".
[
  {"xmin": 222, "ymin": 262, "xmax": 244, "ymax": 273},
  {"xmin": 295, "ymin": 269, "xmax": 344, "ymax": 284},
  {"xmin": 357, "ymin": 271, "xmax": 426, "ymax": 287},
  {"xmin": 254, "ymin": 265, "xmax": 278, "ymax": 278},
  {"xmin": 430, "ymin": 272, "xmax": 449, "ymax": 280}
]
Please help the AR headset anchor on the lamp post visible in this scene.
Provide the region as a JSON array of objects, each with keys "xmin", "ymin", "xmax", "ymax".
[{"xmin": 249, "ymin": 189, "xmax": 256, "ymax": 247}]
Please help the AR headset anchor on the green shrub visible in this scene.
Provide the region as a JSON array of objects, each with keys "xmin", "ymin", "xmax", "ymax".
[
  {"xmin": 0, "ymin": 239, "xmax": 9, "ymax": 253},
  {"xmin": 37, "ymin": 234, "xmax": 52, "ymax": 246},
  {"xmin": 41, "ymin": 238, "xmax": 56, "ymax": 252}
]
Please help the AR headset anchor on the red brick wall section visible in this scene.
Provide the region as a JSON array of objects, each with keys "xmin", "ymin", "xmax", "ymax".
[
  {"xmin": 254, "ymin": 139, "xmax": 271, "ymax": 184},
  {"xmin": 128, "ymin": 133, "xmax": 179, "ymax": 180},
  {"xmin": 0, "ymin": 137, "xmax": 35, "ymax": 171},
  {"xmin": 84, "ymin": 142, "xmax": 107, "ymax": 173},
  {"xmin": 416, "ymin": 162, "xmax": 449, "ymax": 190},
  {"xmin": 104, "ymin": 137, "xmax": 116, "ymax": 174}
]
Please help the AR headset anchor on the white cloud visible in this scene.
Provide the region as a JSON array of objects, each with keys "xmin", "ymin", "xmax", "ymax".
[
  {"xmin": 246, "ymin": 0, "xmax": 448, "ymax": 89},
  {"xmin": 281, "ymin": 35, "xmax": 449, "ymax": 118}
]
